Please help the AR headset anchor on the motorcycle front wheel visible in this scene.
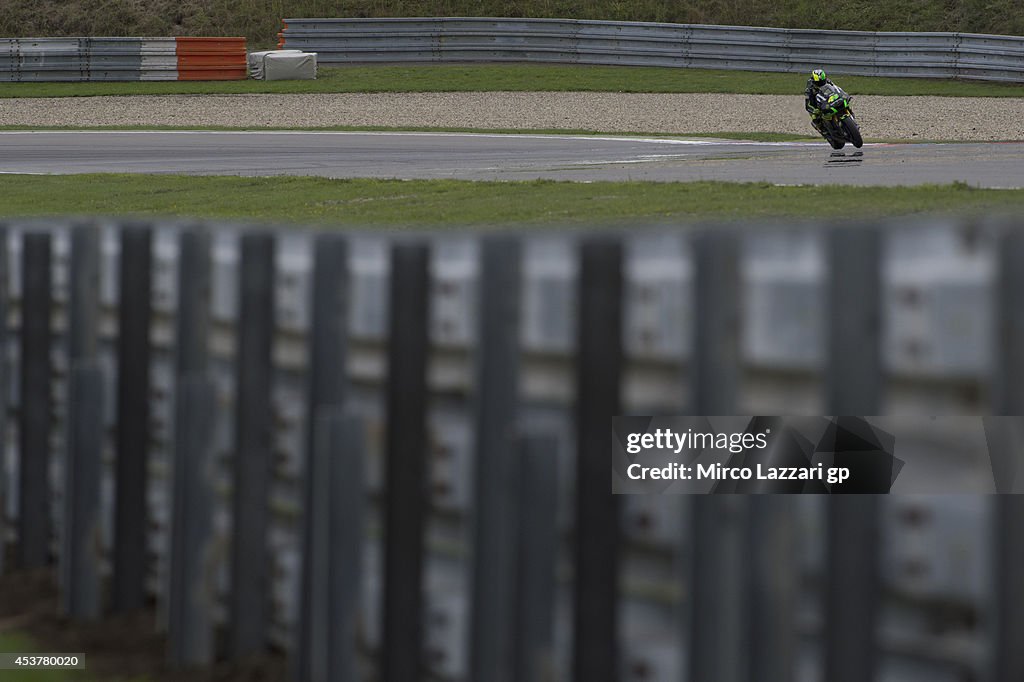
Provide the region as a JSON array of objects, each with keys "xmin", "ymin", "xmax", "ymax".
[{"xmin": 842, "ymin": 117, "xmax": 863, "ymax": 148}]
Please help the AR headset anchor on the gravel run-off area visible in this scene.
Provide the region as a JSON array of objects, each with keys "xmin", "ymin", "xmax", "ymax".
[{"xmin": 4, "ymin": 92, "xmax": 1023, "ymax": 141}]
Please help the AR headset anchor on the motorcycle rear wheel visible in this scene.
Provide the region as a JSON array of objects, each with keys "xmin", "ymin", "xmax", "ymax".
[
  {"xmin": 842, "ymin": 117, "xmax": 863, "ymax": 148},
  {"xmin": 829, "ymin": 138, "xmax": 845, "ymax": 150}
]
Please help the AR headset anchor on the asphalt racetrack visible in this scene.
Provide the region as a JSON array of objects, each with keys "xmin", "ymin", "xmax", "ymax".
[{"xmin": 1, "ymin": 130, "xmax": 1022, "ymax": 187}]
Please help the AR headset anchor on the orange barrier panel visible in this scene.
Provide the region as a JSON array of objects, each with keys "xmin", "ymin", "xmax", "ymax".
[
  {"xmin": 277, "ymin": 21, "xmax": 288, "ymax": 49},
  {"xmin": 175, "ymin": 37, "xmax": 247, "ymax": 81}
]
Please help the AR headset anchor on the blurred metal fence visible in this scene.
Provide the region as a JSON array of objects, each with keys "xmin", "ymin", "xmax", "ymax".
[
  {"xmin": 0, "ymin": 218, "xmax": 1022, "ymax": 681},
  {"xmin": 0, "ymin": 37, "xmax": 248, "ymax": 82},
  {"xmin": 278, "ymin": 17, "xmax": 1024, "ymax": 82}
]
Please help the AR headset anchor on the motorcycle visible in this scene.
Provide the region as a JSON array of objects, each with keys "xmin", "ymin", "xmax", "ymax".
[{"xmin": 812, "ymin": 83, "xmax": 863, "ymax": 150}]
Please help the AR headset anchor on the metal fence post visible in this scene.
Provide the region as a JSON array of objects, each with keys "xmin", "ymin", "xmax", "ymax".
[
  {"xmin": 989, "ymin": 227, "xmax": 1024, "ymax": 682},
  {"xmin": 113, "ymin": 222, "xmax": 153, "ymax": 612},
  {"xmin": 572, "ymin": 235, "xmax": 622, "ymax": 682},
  {"xmin": 305, "ymin": 233, "xmax": 349, "ymax": 452},
  {"xmin": 826, "ymin": 226, "xmax": 883, "ymax": 415},
  {"xmin": 175, "ymin": 227, "xmax": 212, "ymax": 378},
  {"xmin": 688, "ymin": 496, "xmax": 746, "ymax": 682},
  {"xmin": 167, "ymin": 373, "xmax": 218, "ymax": 667},
  {"xmin": 823, "ymin": 226, "xmax": 882, "ymax": 682},
  {"xmin": 990, "ymin": 495, "xmax": 1024, "ymax": 682},
  {"xmin": 68, "ymin": 224, "xmax": 100, "ymax": 363},
  {"xmin": 687, "ymin": 229, "xmax": 748, "ymax": 682},
  {"xmin": 297, "ymin": 233, "xmax": 349, "ymax": 682},
  {"xmin": 470, "ymin": 235, "xmax": 522, "ymax": 682},
  {"xmin": 61, "ymin": 223, "xmax": 102, "ymax": 620},
  {"xmin": 0, "ymin": 225, "xmax": 8, "ymax": 576},
  {"xmin": 381, "ymin": 241, "xmax": 430, "ymax": 682},
  {"xmin": 228, "ymin": 231, "xmax": 276, "ymax": 658},
  {"xmin": 158, "ymin": 226, "xmax": 212, "ymax": 633},
  {"xmin": 745, "ymin": 496, "xmax": 796, "ymax": 682},
  {"xmin": 993, "ymin": 229, "xmax": 1024, "ymax": 414},
  {"xmin": 62, "ymin": 362, "xmax": 104, "ymax": 620},
  {"xmin": 329, "ymin": 411, "xmax": 365, "ymax": 682},
  {"xmin": 18, "ymin": 230, "xmax": 52, "ymax": 569},
  {"xmin": 298, "ymin": 407, "xmax": 365, "ymax": 682},
  {"xmin": 823, "ymin": 495, "xmax": 881, "ymax": 681},
  {"xmin": 690, "ymin": 229, "xmax": 740, "ymax": 414},
  {"xmin": 513, "ymin": 432, "xmax": 559, "ymax": 682}
]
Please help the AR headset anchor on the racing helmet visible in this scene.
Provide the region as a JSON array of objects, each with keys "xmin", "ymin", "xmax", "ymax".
[{"xmin": 811, "ymin": 69, "xmax": 827, "ymax": 86}]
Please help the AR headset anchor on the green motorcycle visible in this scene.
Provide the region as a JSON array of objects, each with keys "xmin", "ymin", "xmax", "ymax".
[{"xmin": 813, "ymin": 83, "xmax": 863, "ymax": 150}]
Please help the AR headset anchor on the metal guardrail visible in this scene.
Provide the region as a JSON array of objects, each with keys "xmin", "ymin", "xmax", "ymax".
[
  {"xmin": 0, "ymin": 37, "xmax": 248, "ymax": 82},
  {"xmin": 0, "ymin": 219, "xmax": 1022, "ymax": 680},
  {"xmin": 279, "ymin": 17, "xmax": 1024, "ymax": 82}
]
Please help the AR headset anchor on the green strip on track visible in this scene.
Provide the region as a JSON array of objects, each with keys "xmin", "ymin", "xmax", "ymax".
[{"xmin": 2, "ymin": 65, "xmax": 1023, "ymax": 98}]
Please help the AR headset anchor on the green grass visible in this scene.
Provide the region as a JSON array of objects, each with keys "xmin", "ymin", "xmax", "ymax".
[
  {"xmin": 4, "ymin": 65, "xmax": 1024, "ymax": 99},
  {"xmin": 0, "ymin": 175, "xmax": 1021, "ymax": 227},
  {"xmin": 3, "ymin": 0, "xmax": 1024, "ymax": 47}
]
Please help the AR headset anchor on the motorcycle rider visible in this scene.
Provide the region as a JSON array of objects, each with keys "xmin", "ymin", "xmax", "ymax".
[{"xmin": 805, "ymin": 68, "xmax": 834, "ymax": 137}]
